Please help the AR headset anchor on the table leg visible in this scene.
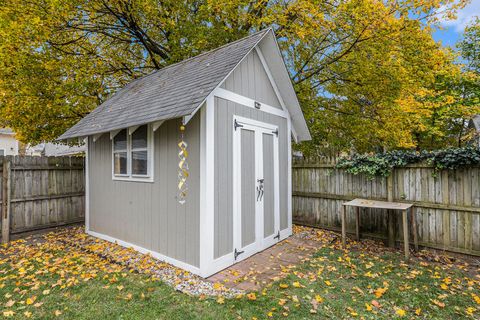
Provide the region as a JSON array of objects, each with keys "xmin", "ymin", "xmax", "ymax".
[
  {"xmin": 411, "ymin": 207, "xmax": 418, "ymax": 252},
  {"xmin": 341, "ymin": 205, "xmax": 346, "ymax": 248},
  {"xmin": 355, "ymin": 206, "xmax": 360, "ymax": 241},
  {"xmin": 402, "ymin": 209, "xmax": 410, "ymax": 260}
]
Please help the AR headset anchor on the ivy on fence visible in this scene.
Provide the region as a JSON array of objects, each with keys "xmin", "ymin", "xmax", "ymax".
[{"xmin": 335, "ymin": 146, "xmax": 480, "ymax": 179}]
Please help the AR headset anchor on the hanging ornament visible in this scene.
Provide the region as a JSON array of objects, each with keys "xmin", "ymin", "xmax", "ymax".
[{"xmin": 177, "ymin": 125, "xmax": 189, "ymax": 204}]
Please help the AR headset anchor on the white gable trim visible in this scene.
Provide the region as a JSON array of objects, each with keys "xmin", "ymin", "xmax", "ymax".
[
  {"xmin": 255, "ymin": 47, "xmax": 298, "ymax": 142},
  {"xmin": 183, "ymin": 29, "xmax": 306, "ymax": 142},
  {"xmin": 213, "ymin": 88, "xmax": 288, "ymax": 119},
  {"xmin": 254, "ymin": 47, "xmax": 287, "ymax": 112},
  {"xmin": 183, "ymin": 30, "xmax": 271, "ymax": 125}
]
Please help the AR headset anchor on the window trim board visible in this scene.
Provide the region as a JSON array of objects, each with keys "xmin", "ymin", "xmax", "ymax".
[{"xmin": 111, "ymin": 124, "xmax": 154, "ymax": 183}]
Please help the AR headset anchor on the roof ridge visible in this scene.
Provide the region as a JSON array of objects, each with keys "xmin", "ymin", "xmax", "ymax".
[{"xmin": 147, "ymin": 28, "xmax": 271, "ymax": 76}]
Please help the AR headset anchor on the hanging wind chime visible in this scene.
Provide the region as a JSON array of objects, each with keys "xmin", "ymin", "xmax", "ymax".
[{"xmin": 177, "ymin": 125, "xmax": 189, "ymax": 204}]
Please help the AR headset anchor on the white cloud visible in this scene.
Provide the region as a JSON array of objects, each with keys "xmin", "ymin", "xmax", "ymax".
[{"xmin": 440, "ymin": 1, "xmax": 480, "ymax": 32}]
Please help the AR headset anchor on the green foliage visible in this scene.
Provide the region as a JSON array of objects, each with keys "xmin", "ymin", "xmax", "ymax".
[
  {"xmin": 336, "ymin": 146, "xmax": 480, "ymax": 179},
  {"xmin": 0, "ymin": 0, "xmax": 471, "ymax": 147}
]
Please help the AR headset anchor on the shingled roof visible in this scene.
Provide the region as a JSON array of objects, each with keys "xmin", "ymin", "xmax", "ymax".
[{"xmin": 60, "ymin": 29, "xmax": 270, "ymax": 140}]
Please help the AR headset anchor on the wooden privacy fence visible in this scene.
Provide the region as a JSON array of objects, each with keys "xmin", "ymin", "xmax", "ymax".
[
  {"xmin": 292, "ymin": 157, "xmax": 480, "ymax": 256},
  {"xmin": 1, "ymin": 156, "xmax": 85, "ymax": 243}
]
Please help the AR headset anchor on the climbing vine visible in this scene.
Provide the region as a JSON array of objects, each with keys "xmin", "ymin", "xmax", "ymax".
[{"xmin": 335, "ymin": 146, "xmax": 480, "ymax": 179}]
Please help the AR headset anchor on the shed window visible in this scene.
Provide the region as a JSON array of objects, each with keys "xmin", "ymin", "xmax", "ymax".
[
  {"xmin": 131, "ymin": 125, "xmax": 148, "ymax": 176},
  {"xmin": 111, "ymin": 125, "xmax": 153, "ymax": 181},
  {"xmin": 113, "ymin": 129, "xmax": 128, "ymax": 175}
]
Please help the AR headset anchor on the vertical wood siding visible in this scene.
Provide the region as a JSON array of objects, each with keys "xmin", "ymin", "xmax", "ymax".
[
  {"xmin": 0, "ymin": 156, "xmax": 84, "ymax": 237},
  {"xmin": 221, "ymin": 50, "xmax": 282, "ymax": 109},
  {"xmin": 89, "ymin": 115, "xmax": 201, "ymax": 267},
  {"xmin": 214, "ymin": 97, "xmax": 288, "ymax": 259},
  {"xmin": 292, "ymin": 158, "xmax": 480, "ymax": 256}
]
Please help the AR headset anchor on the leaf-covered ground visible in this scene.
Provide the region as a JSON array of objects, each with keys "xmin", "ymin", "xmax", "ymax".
[{"xmin": 0, "ymin": 225, "xmax": 479, "ymax": 319}]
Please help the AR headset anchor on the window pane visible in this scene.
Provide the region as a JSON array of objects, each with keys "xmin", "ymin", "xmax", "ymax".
[
  {"xmin": 113, "ymin": 129, "xmax": 127, "ymax": 151},
  {"xmin": 132, "ymin": 150, "xmax": 148, "ymax": 175},
  {"xmin": 132, "ymin": 125, "xmax": 147, "ymax": 149},
  {"xmin": 0, "ymin": 150, "xmax": 4, "ymax": 156},
  {"xmin": 114, "ymin": 152, "xmax": 127, "ymax": 175}
]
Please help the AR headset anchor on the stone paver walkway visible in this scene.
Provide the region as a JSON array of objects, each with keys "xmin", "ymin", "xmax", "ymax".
[{"xmin": 206, "ymin": 229, "xmax": 331, "ymax": 291}]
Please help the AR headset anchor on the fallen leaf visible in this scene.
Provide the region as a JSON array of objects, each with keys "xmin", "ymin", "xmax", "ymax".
[
  {"xmin": 247, "ymin": 292, "xmax": 256, "ymax": 301},
  {"xmin": 396, "ymin": 309, "xmax": 406, "ymax": 317}
]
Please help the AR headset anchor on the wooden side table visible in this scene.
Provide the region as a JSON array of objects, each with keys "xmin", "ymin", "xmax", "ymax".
[{"xmin": 341, "ymin": 198, "xmax": 418, "ymax": 260}]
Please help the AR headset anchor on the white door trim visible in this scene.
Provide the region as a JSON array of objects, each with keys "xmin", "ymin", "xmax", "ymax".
[{"xmin": 232, "ymin": 115, "xmax": 280, "ymax": 263}]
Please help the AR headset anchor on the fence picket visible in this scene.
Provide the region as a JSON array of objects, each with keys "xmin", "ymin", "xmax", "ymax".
[{"xmin": 293, "ymin": 159, "xmax": 480, "ymax": 256}]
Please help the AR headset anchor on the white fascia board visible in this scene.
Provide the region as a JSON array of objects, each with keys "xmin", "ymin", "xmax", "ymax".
[
  {"xmin": 254, "ymin": 46, "xmax": 289, "ymax": 115},
  {"xmin": 183, "ymin": 31, "xmax": 272, "ymax": 125}
]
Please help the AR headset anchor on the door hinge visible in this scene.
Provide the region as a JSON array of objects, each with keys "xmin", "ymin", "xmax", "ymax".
[
  {"xmin": 274, "ymin": 230, "xmax": 280, "ymax": 240},
  {"xmin": 272, "ymin": 128, "xmax": 278, "ymax": 136},
  {"xmin": 234, "ymin": 248, "xmax": 244, "ymax": 260},
  {"xmin": 234, "ymin": 119, "xmax": 243, "ymax": 131}
]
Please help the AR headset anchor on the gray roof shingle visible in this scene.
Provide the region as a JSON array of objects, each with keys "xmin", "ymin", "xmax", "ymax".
[{"xmin": 59, "ymin": 29, "xmax": 269, "ymax": 139}]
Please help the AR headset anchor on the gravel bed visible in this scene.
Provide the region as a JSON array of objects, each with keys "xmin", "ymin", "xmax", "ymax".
[{"xmin": 46, "ymin": 227, "xmax": 243, "ymax": 298}]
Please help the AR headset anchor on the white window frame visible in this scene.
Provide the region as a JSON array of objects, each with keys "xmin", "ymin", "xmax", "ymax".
[{"xmin": 111, "ymin": 124, "xmax": 154, "ymax": 183}]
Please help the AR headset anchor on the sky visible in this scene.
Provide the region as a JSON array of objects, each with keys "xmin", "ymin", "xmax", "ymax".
[{"xmin": 433, "ymin": 1, "xmax": 480, "ymax": 48}]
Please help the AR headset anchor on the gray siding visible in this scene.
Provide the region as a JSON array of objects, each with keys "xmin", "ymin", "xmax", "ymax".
[
  {"xmin": 89, "ymin": 115, "xmax": 201, "ymax": 267},
  {"xmin": 222, "ymin": 50, "xmax": 282, "ymax": 109},
  {"xmin": 214, "ymin": 97, "xmax": 289, "ymax": 259}
]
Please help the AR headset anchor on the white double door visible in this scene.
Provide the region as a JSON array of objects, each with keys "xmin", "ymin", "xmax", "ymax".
[{"xmin": 232, "ymin": 116, "xmax": 280, "ymax": 262}]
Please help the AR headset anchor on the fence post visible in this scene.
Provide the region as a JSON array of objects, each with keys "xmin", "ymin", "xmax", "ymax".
[
  {"xmin": 387, "ymin": 173, "xmax": 395, "ymax": 247},
  {"xmin": 1, "ymin": 157, "xmax": 11, "ymax": 244}
]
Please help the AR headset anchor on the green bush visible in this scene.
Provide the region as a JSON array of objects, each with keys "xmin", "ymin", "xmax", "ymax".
[{"xmin": 335, "ymin": 146, "xmax": 480, "ymax": 179}]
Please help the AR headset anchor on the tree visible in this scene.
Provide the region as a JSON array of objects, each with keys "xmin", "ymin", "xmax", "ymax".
[
  {"xmin": 403, "ymin": 17, "xmax": 480, "ymax": 150},
  {"xmin": 0, "ymin": 0, "xmax": 470, "ymax": 148}
]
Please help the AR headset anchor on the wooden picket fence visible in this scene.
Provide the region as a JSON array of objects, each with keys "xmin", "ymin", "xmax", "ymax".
[
  {"xmin": 292, "ymin": 157, "xmax": 480, "ymax": 256},
  {"xmin": 1, "ymin": 156, "xmax": 85, "ymax": 242}
]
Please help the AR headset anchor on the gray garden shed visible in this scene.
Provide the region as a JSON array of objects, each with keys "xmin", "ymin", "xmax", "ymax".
[{"xmin": 60, "ymin": 28, "xmax": 311, "ymax": 277}]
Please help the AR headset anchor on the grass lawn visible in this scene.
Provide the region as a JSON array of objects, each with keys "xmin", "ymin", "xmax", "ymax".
[{"xmin": 0, "ymin": 226, "xmax": 479, "ymax": 319}]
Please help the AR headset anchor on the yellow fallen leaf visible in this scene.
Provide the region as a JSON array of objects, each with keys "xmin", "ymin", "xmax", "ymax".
[
  {"xmin": 43, "ymin": 289, "xmax": 50, "ymax": 295},
  {"xmin": 24, "ymin": 311, "xmax": 32, "ymax": 318},
  {"xmin": 279, "ymin": 283, "xmax": 289, "ymax": 289},
  {"xmin": 324, "ymin": 280, "xmax": 331, "ymax": 286},
  {"xmin": 293, "ymin": 281, "xmax": 301, "ymax": 288},
  {"xmin": 116, "ymin": 285, "xmax": 124, "ymax": 291},
  {"xmin": 216, "ymin": 296, "xmax": 225, "ymax": 304},
  {"xmin": 374, "ymin": 287, "xmax": 388, "ymax": 298},
  {"xmin": 267, "ymin": 312, "xmax": 273, "ymax": 317},
  {"xmin": 396, "ymin": 309, "xmax": 406, "ymax": 317},
  {"xmin": 3, "ymin": 310, "xmax": 15, "ymax": 317},
  {"xmin": 415, "ymin": 308, "xmax": 421, "ymax": 315},
  {"xmin": 247, "ymin": 293, "xmax": 256, "ymax": 301},
  {"xmin": 440, "ymin": 283, "xmax": 448, "ymax": 290},
  {"xmin": 466, "ymin": 307, "xmax": 475, "ymax": 315},
  {"xmin": 54, "ymin": 310, "xmax": 62, "ymax": 317},
  {"xmin": 315, "ymin": 295, "xmax": 323, "ymax": 303},
  {"xmin": 365, "ymin": 303, "xmax": 372, "ymax": 311},
  {"xmin": 278, "ymin": 299, "xmax": 287, "ymax": 306},
  {"xmin": 26, "ymin": 296, "xmax": 37, "ymax": 305}
]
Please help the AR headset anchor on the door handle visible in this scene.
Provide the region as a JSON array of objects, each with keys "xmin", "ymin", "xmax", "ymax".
[{"xmin": 257, "ymin": 179, "xmax": 264, "ymax": 201}]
